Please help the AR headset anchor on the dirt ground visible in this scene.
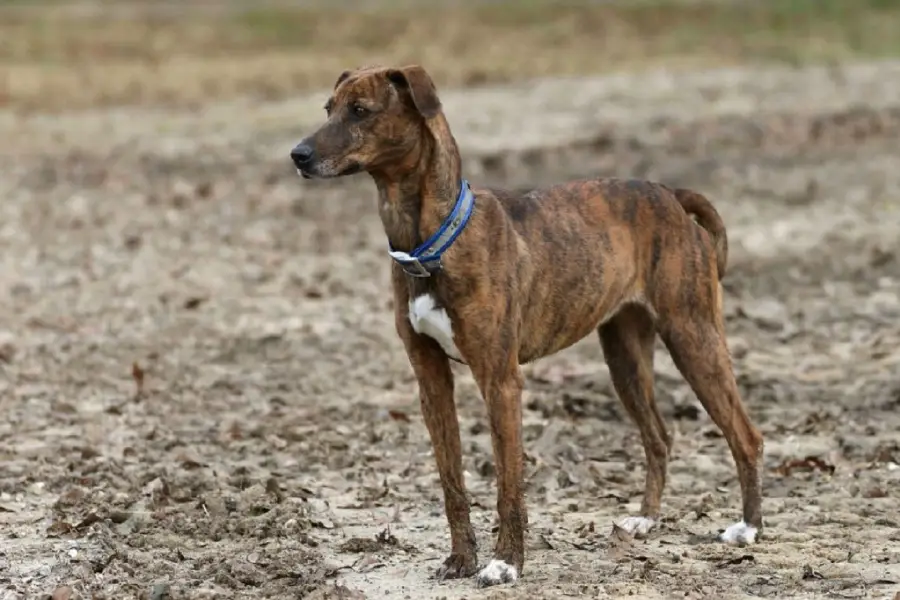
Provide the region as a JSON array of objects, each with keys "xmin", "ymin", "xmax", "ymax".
[{"xmin": 2, "ymin": 23, "xmax": 900, "ymax": 600}]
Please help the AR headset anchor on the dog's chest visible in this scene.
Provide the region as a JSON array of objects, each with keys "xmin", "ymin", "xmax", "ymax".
[{"xmin": 408, "ymin": 295, "xmax": 462, "ymax": 361}]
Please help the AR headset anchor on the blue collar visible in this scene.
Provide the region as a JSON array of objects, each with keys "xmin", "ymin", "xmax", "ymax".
[{"xmin": 388, "ymin": 180, "xmax": 476, "ymax": 278}]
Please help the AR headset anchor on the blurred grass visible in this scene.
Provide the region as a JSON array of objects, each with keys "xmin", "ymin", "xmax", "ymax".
[{"xmin": 1, "ymin": 0, "xmax": 900, "ymax": 112}]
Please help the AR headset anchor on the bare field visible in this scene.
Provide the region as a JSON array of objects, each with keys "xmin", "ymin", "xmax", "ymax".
[{"xmin": 2, "ymin": 3, "xmax": 900, "ymax": 600}]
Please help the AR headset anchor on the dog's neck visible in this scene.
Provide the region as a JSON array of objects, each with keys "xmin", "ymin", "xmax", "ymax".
[{"xmin": 370, "ymin": 114, "xmax": 462, "ymax": 254}]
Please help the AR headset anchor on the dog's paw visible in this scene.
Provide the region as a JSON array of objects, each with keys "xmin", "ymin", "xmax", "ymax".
[
  {"xmin": 616, "ymin": 516, "xmax": 656, "ymax": 538},
  {"xmin": 718, "ymin": 521, "xmax": 758, "ymax": 545},
  {"xmin": 476, "ymin": 559, "xmax": 518, "ymax": 587},
  {"xmin": 435, "ymin": 552, "xmax": 477, "ymax": 581}
]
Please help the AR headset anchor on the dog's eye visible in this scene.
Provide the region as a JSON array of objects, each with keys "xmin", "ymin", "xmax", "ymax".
[
  {"xmin": 351, "ymin": 104, "xmax": 370, "ymax": 118},
  {"xmin": 324, "ymin": 100, "xmax": 334, "ymax": 115}
]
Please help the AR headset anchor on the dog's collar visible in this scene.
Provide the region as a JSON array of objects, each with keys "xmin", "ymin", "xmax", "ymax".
[{"xmin": 388, "ymin": 180, "xmax": 475, "ymax": 278}]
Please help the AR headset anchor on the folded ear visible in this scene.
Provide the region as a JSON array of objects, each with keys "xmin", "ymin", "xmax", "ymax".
[
  {"xmin": 386, "ymin": 65, "xmax": 442, "ymax": 119},
  {"xmin": 333, "ymin": 70, "xmax": 352, "ymax": 90}
]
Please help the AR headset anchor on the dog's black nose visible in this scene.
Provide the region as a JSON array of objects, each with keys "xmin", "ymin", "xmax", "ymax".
[{"xmin": 291, "ymin": 143, "xmax": 314, "ymax": 166}]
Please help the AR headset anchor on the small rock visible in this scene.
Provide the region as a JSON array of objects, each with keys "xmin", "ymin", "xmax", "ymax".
[
  {"xmin": 51, "ymin": 586, "xmax": 74, "ymax": 600},
  {"xmin": 149, "ymin": 583, "xmax": 170, "ymax": 600}
]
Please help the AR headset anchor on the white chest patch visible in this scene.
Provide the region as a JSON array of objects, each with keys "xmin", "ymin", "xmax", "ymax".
[{"xmin": 408, "ymin": 295, "xmax": 462, "ymax": 361}]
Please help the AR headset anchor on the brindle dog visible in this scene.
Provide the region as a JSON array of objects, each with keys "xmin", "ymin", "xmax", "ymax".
[{"xmin": 290, "ymin": 64, "xmax": 764, "ymax": 588}]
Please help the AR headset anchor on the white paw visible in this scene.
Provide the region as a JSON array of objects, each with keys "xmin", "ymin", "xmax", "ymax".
[
  {"xmin": 719, "ymin": 521, "xmax": 757, "ymax": 545},
  {"xmin": 476, "ymin": 559, "xmax": 518, "ymax": 587},
  {"xmin": 616, "ymin": 516, "xmax": 656, "ymax": 538}
]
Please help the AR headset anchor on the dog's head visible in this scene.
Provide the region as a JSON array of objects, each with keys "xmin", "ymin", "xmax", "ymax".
[{"xmin": 290, "ymin": 65, "xmax": 443, "ymax": 179}]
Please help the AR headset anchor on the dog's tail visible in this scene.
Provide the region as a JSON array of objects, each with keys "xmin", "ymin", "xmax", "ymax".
[{"xmin": 673, "ymin": 188, "xmax": 728, "ymax": 280}]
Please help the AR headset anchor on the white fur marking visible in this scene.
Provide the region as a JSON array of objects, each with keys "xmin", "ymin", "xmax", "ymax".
[
  {"xmin": 295, "ymin": 167, "xmax": 304, "ymax": 177},
  {"xmin": 719, "ymin": 521, "xmax": 757, "ymax": 545},
  {"xmin": 617, "ymin": 516, "xmax": 656, "ymax": 538},
  {"xmin": 476, "ymin": 559, "xmax": 518, "ymax": 587},
  {"xmin": 408, "ymin": 295, "xmax": 461, "ymax": 360}
]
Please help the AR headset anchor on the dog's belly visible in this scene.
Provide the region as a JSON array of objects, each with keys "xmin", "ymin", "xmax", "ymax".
[{"xmin": 408, "ymin": 295, "xmax": 463, "ymax": 361}]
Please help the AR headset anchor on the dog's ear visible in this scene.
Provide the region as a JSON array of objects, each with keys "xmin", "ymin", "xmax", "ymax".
[
  {"xmin": 386, "ymin": 65, "xmax": 442, "ymax": 119},
  {"xmin": 333, "ymin": 70, "xmax": 352, "ymax": 90}
]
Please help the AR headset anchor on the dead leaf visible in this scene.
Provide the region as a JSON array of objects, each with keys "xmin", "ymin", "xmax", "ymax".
[
  {"xmin": 375, "ymin": 527, "xmax": 398, "ymax": 546},
  {"xmin": 131, "ymin": 361, "xmax": 145, "ymax": 396},
  {"xmin": 75, "ymin": 512, "xmax": 103, "ymax": 530},
  {"xmin": 351, "ymin": 554, "xmax": 384, "ymax": 573},
  {"xmin": 802, "ymin": 564, "xmax": 824, "ymax": 580},
  {"xmin": 265, "ymin": 477, "xmax": 284, "ymax": 503},
  {"xmin": 576, "ymin": 521, "xmax": 595, "ymax": 537},
  {"xmin": 310, "ymin": 516, "xmax": 335, "ymax": 530},
  {"xmin": 0, "ymin": 334, "xmax": 15, "ymax": 363},
  {"xmin": 673, "ymin": 403, "xmax": 701, "ymax": 421},
  {"xmin": 105, "ymin": 402, "xmax": 124, "ymax": 415},
  {"xmin": 80, "ymin": 446, "xmax": 101, "ymax": 460},
  {"xmin": 227, "ymin": 421, "xmax": 243, "ymax": 440},
  {"xmin": 195, "ymin": 181, "xmax": 213, "ymax": 198},
  {"xmin": 124, "ymin": 233, "xmax": 142, "ymax": 251},
  {"xmin": 339, "ymin": 537, "xmax": 381, "ymax": 554},
  {"xmin": 534, "ymin": 533, "xmax": 554, "ymax": 550},
  {"xmin": 56, "ymin": 487, "xmax": 85, "ymax": 507},
  {"xmin": 609, "ymin": 522, "xmax": 634, "ymax": 544},
  {"xmin": 387, "ymin": 409, "xmax": 410, "ymax": 423},
  {"xmin": 717, "ymin": 554, "xmax": 755, "ymax": 568},
  {"xmin": 46, "ymin": 520, "xmax": 74, "ymax": 537},
  {"xmin": 863, "ymin": 487, "xmax": 888, "ymax": 498},
  {"xmin": 775, "ymin": 456, "xmax": 836, "ymax": 477},
  {"xmin": 183, "ymin": 297, "xmax": 205, "ymax": 310},
  {"xmin": 52, "ymin": 401, "xmax": 78, "ymax": 414},
  {"xmin": 606, "ymin": 522, "xmax": 634, "ymax": 560},
  {"xmin": 109, "ymin": 510, "xmax": 131, "ymax": 524}
]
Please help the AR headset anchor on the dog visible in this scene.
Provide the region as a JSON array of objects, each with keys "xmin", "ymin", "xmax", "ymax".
[{"xmin": 290, "ymin": 64, "xmax": 764, "ymax": 588}]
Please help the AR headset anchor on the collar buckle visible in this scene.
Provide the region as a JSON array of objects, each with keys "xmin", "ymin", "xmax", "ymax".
[{"xmin": 388, "ymin": 250, "xmax": 437, "ymax": 278}]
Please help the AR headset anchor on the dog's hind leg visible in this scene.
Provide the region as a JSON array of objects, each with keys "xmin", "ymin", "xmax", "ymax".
[
  {"xmin": 599, "ymin": 303, "xmax": 670, "ymax": 538},
  {"xmin": 658, "ymin": 299, "xmax": 764, "ymax": 545}
]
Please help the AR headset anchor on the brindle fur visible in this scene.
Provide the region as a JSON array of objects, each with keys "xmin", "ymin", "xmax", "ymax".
[{"xmin": 291, "ymin": 64, "xmax": 764, "ymax": 585}]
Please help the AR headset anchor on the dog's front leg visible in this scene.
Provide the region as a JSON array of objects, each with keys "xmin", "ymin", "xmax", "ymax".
[
  {"xmin": 463, "ymin": 334, "xmax": 526, "ymax": 587},
  {"xmin": 395, "ymin": 308, "xmax": 477, "ymax": 579}
]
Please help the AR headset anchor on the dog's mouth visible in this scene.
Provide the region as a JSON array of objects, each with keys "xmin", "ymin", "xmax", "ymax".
[
  {"xmin": 296, "ymin": 162, "xmax": 363, "ymax": 180},
  {"xmin": 337, "ymin": 162, "xmax": 363, "ymax": 177}
]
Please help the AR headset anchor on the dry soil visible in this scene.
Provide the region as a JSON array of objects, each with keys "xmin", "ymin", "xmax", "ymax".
[{"xmin": 1, "ymin": 58, "xmax": 899, "ymax": 600}]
